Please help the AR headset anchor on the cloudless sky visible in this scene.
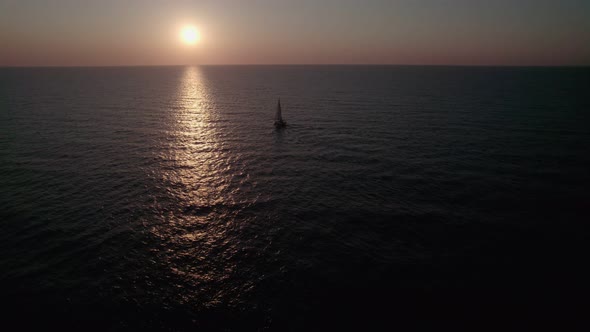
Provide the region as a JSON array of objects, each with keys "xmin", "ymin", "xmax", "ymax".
[{"xmin": 1, "ymin": 0, "xmax": 589, "ymax": 66}]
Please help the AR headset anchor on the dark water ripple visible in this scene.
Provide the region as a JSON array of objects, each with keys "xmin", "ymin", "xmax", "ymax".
[{"xmin": 1, "ymin": 66, "xmax": 589, "ymax": 329}]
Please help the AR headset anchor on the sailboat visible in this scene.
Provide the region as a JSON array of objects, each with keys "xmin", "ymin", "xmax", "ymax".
[{"xmin": 274, "ymin": 98, "xmax": 287, "ymax": 128}]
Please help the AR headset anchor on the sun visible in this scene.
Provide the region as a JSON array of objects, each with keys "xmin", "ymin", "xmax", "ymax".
[{"xmin": 181, "ymin": 26, "xmax": 200, "ymax": 45}]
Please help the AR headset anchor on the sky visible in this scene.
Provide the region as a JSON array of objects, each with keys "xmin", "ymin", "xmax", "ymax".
[{"xmin": 1, "ymin": 0, "xmax": 589, "ymax": 66}]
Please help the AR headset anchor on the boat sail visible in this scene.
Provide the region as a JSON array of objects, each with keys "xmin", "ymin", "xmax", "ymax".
[{"xmin": 274, "ymin": 98, "xmax": 287, "ymax": 128}]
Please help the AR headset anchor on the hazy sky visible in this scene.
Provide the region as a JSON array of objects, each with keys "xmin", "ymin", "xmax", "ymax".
[{"xmin": 1, "ymin": 0, "xmax": 589, "ymax": 66}]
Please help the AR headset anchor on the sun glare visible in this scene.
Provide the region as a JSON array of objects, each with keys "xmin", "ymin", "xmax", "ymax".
[{"xmin": 181, "ymin": 26, "xmax": 200, "ymax": 45}]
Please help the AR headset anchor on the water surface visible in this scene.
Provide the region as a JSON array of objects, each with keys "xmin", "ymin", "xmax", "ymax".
[{"xmin": 1, "ymin": 66, "xmax": 589, "ymax": 329}]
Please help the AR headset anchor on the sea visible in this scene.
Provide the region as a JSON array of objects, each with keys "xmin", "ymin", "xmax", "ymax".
[{"xmin": 1, "ymin": 66, "xmax": 589, "ymax": 330}]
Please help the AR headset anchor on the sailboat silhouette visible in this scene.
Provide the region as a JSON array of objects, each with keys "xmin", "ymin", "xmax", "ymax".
[{"xmin": 274, "ymin": 98, "xmax": 287, "ymax": 129}]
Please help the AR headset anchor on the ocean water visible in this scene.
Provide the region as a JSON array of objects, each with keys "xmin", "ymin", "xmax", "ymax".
[{"xmin": 1, "ymin": 66, "xmax": 589, "ymax": 330}]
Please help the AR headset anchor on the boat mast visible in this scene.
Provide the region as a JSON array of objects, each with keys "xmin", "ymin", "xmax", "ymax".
[{"xmin": 276, "ymin": 98, "xmax": 282, "ymax": 122}]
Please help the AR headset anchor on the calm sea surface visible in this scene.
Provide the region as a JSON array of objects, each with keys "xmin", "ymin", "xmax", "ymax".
[{"xmin": 1, "ymin": 66, "xmax": 589, "ymax": 329}]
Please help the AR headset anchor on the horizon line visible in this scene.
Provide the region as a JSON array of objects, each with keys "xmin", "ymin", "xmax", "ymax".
[{"xmin": 1, "ymin": 63, "xmax": 589, "ymax": 69}]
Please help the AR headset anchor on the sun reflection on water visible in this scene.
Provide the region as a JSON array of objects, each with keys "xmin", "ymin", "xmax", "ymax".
[
  {"xmin": 163, "ymin": 66, "xmax": 225, "ymax": 206},
  {"xmin": 147, "ymin": 67, "xmax": 258, "ymax": 307}
]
